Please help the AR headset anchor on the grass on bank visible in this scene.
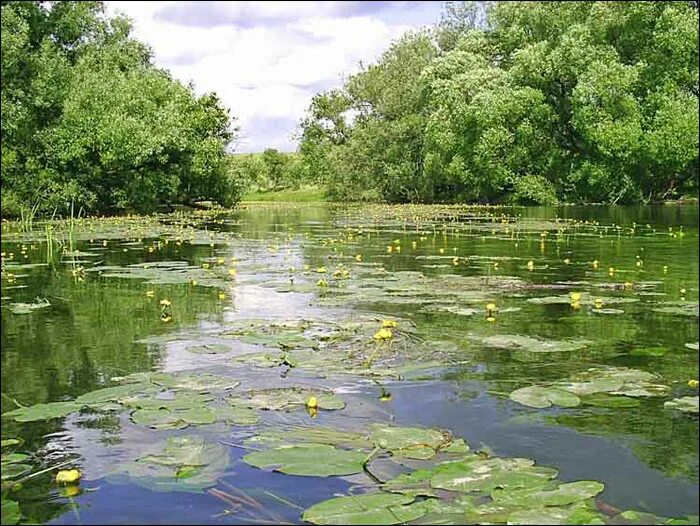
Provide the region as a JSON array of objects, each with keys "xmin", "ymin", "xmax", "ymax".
[{"xmin": 241, "ymin": 185, "xmax": 329, "ymax": 203}]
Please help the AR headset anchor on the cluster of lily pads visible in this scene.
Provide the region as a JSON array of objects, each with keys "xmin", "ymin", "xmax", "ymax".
[
  {"xmin": 507, "ymin": 366, "xmax": 698, "ymax": 413},
  {"xmin": 2, "ymin": 438, "xmax": 30, "ymax": 525}
]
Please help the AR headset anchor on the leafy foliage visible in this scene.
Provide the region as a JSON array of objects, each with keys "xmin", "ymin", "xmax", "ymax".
[
  {"xmin": 297, "ymin": 1, "xmax": 699, "ymax": 204},
  {"xmin": 1, "ymin": 1, "xmax": 239, "ymax": 217}
]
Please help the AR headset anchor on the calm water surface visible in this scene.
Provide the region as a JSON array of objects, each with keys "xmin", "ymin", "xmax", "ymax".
[{"xmin": 1, "ymin": 203, "xmax": 698, "ymax": 524}]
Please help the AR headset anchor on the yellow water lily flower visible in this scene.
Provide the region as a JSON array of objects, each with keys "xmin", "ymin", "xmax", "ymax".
[
  {"xmin": 563, "ymin": 258, "xmax": 570, "ymax": 264},
  {"xmin": 306, "ymin": 396, "xmax": 318, "ymax": 409},
  {"xmin": 218, "ymin": 292, "xmax": 226, "ymax": 300},
  {"xmin": 594, "ymin": 298, "xmax": 603, "ymax": 309},
  {"xmin": 452, "ymin": 257, "xmax": 459, "ymax": 265},
  {"xmin": 191, "ymin": 280, "xmax": 198, "ymax": 286},
  {"xmin": 386, "ymin": 245, "xmax": 393, "ymax": 253},
  {"xmin": 317, "ymin": 279, "xmax": 328, "ymax": 287},
  {"xmin": 439, "ymin": 248, "xmax": 445, "ymax": 254},
  {"xmin": 486, "ymin": 316, "xmax": 496, "ymax": 323},
  {"xmin": 527, "ymin": 260, "xmax": 534, "ymax": 270},
  {"xmin": 355, "ymin": 254, "xmax": 363, "ymax": 262},
  {"xmin": 382, "ymin": 320, "xmax": 397, "ymax": 328},
  {"xmin": 592, "ymin": 260, "xmax": 599, "ymax": 269},
  {"xmin": 486, "ymin": 303, "xmax": 497, "ymax": 312},
  {"xmin": 315, "ymin": 266, "xmax": 327, "ymax": 273},
  {"xmin": 159, "ymin": 299, "xmax": 171, "ymax": 306},
  {"xmin": 688, "ymin": 380, "xmax": 699, "ymax": 388},
  {"xmin": 569, "ymin": 292, "xmax": 581, "ymax": 303},
  {"xmin": 217, "ymin": 257, "xmax": 225, "ymax": 265},
  {"xmin": 56, "ymin": 469, "xmax": 81, "ymax": 484},
  {"xmin": 161, "ymin": 315, "xmax": 172, "ymax": 323},
  {"xmin": 680, "ymin": 288, "xmax": 687, "ymax": 295},
  {"xmin": 228, "ymin": 268, "xmax": 237, "ymax": 277},
  {"xmin": 146, "ymin": 290, "xmax": 155, "ymax": 298},
  {"xmin": 373, "ymin": 328, "xmax": 393, "ymax": 340}
]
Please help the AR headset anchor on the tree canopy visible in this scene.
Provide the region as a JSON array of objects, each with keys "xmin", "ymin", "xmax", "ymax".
[
  {"xmin": 297, "ymin": 1, "xmax": 699, "ymax": 204},
  {"xmin": 1, "ymin": 1, "xmax": 240, "ymax": 217}
]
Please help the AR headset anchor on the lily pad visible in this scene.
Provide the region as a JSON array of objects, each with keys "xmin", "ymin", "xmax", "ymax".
[
  {"xmin": 243, "ymin": 443, "xmax": 368, "ymax": 477},
  {"xmin": 664, "ymin": 396, "xmax": 699, "ymax": 414},
  {"xmin": 2, "ymin": 401, "xmax": 82, "ymax": 422},
  {"xmin": 186, "ymin": 344, "xmax": 232, "ymax": 354},
  {"xmin": 510, "ymin": 386, "xmax": 581, "ymax": 409},
  {"xmin": 1, "ymin": 463, "xmax": 32, "ymax": 480},
  {"xmin": 111, "ymin": 435, "xmax": 229, "ymax": 493},
  {"xmin": 481, "ymin": 335, "xmax": 587, "ymax": 353},
  {"xmin": 370, "ymin": 425, "xmax": 450, "ymax": 459},
  {"xmin": 1, "ymin": 499, "xmax": 20, "ymax": 525},
  {"xmin": 240, "ymin": 387, "xmax": 345, "ymax": 411},
  {"xmin": 492, "ymin": 480, "xmax": 604, "ymax": 507},
  {"xmin": 302, "ymin": 492, "xmax": 426, "ymax": 525}
]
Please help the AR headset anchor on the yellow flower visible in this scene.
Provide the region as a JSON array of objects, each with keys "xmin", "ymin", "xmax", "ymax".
[
  {"xmin": 571, "ymin": 301, "xmax": 581, "ymax": 310},
  {"xmin": 439, "ymin": 248, "xmax": 445, "ymax": 254},
  {"xmin": 355, "ymin": 254, "xmax": 363, "ymax": 262},
  {"xmin": 662, "ymin": 265, "xmax": 668, "ymax": 273},
  {"xmin": 527, "ymin": 260, "xmax": 534, "ymax": 270},
  {"xmin": 60, "ymin": 485, "xmax": 81, "ymax": 498},
  {"xmin": 217, "ymin": 257, "xmax": 225, "ymax": 265},
  {"xmin": 191, "ymin": 280, "xmax": 198, "ymax": 286},
  {"xmin": 452, "ymin": 257, "xmax": 459, "ymax": 265},
  {"xmin": 228, "ymin": 268, "xmax": 237, "ymax": 277},
  {"xmin": 594, "ymin": 298, "xmax": 603, "ymax": 309},
  {"xmin": 680, "ymin": 288, "xmax": 687, "ymax": 295},
  {"xmin": 382, "ymin": 320, "xmax": 397, "ymax": 328},
  {"xmin": 486, "ymin": 303, "xmax": 497, "ymax": 312},
  {"xmin": 386, "ymin": 245, "xmax": 393, "ymax": 253},
  {"xmin": 161, "ymin": 315, "xmax": 172, "ymax": 323},
  {"xmin": 486, "ymin": 316, "xmax": 496, "ymax": 323},
  {"xmin": 306, "ymin": 396, "xmax": 318, "ymax": 409},
  {"xmin": 146, "ymin": 290, "xmax": 155, "ymax": 298},
  {"xmin": 373, "ymin": 328, "xmax": 393, "ymax": 340},
  {"xmin": 159, "ymin": 299, "xmax": 171, "ymax": 306},
  {"xmin": 317, "ymin": 279, "xmax": 328, "ymax": 287},
  {"xmin": 218, "ymin": 292, "xmax": 226, "ymax": 300},
  {"xmin": 688, "ymin": 380, "xmax": 699, "ymax": 388},
  {"xmin": 202, "ymin": 263, "xmax": 210, "ymax": 269},
  {"xmin": 569, "ymin": 292, "xmax": 581, "ymax": 303},
  {"xmin": 315, "ymin": 266, "xmax": 327, "ymax": 273},
  {"xmin": 592, "ymin": 260, "xmax": 599, "ymax": 269},
  {"xmin": 563, "ymin": 258, "xmax": 570, "ymax": 264},
  {"xmin": 56, "ymin": 469, "xmax": 81, "ymax": 484}
]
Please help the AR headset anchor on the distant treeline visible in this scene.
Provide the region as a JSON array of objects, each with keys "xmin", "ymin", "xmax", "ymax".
[
  {"xmin": 1, "ymin": 1, "xmax": 241, "ymax": 218},
  {"xmin": 229, "ymin": 150, "xmax": 306, "ymax": 194},
  {"xmin": 295, "ymin": 1, "xmax": 699, "ymax": 205}
]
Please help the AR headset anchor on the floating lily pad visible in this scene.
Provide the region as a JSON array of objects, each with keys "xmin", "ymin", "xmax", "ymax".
[
  {"xmin": 580, "ymin": 394, "xmax": 641, "ymax": 408},
  {"xmin": 370, "ymin": 425, "xmax": 450, "ymax": 459},
  {"xmin": 0, "ymin": 439, "xmax": 22, "ymax": 449},
  {"xmin": 8, "ymin": 299, "xmax": 51, "ymax": 314},
  {"xmin": 2, "ymin": 401, "xmax": 82, "ymax": 422},
  {"xmin": 302, "ymin": 492, "xmax": 426, "ymax": 525},
  {"xmin": 111, "ymin": 436, "xmax": 229, "ymax": 492},
  {"xmin": 1, "ymin": 453, "xmax": 30, "ymax": 464},
  {"xmin": 492, "ymin": 480, "xmax": 604, "ymax": 507},
  {"xmin": 629, "ymin": 347, "xmax": 667, "ymax": 357},
  {"xmin": 243, "ymin": 443, "xmax": 368, "ymax": 477},
  {"xmin": 186, "ymin": 344, "xmax": 232, "ymax": 354},
  {"xmin": 75, "ymin": 383, "xmax": 152, "ymax": 405},
  {"xmin": 510, "ymin": 386, "xmax": 581, "ymax": 409},
  {"xmin": 1, "ymin": 463, "xmax": 32, "ymax": 480},
  {"xmin": 1, "ymin": 499, "xmax": 20, "ymax": 525},
  {"xmin": 664, "ymin": 396, "xmax": 699, "ymax": 414},
  {"xmin": 240, "ymin": 387, "xmax": 345, "ymax": 411},
  {"xmin": 480, "ymin": 335, "xmax": 587, "ymax": 353},
  {"xmin": 211, "ymin": 404, "xmax": 260, "ymax": 425}
]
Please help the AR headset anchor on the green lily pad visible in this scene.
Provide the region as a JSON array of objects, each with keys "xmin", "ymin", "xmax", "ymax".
[
  {"xmin": 75, "ymin": 383, "xmax": 151, "ymax": 405},
  {"xmin": 1, "ymin": 499, "xmax": 21, "ymax": 525},
  {"xmin": 9, "ymin": 299, "xmax": 51, "ymax": 314},
  {"xmin": 1, "ymin": 453, "xmax": 30, "ymax": 464},
  {"xmin": 1, "ymin": 463, "xmax": 32, "ymax": 480},
  {"xmin": 430, "ymin": 457, "xmax": 558, "ymax": 493},
  {"xmin": 581, "ymin": 394, "xmax": 641, "ymax": 408},
  {"xmin": 510, "ymin": 386, "xmax": 581, "ymax": 409},
  {"xmin": 212, "ymin": 404, "xmax": 260, "ymax": 425},
  {"xmin": 0, "ymin": 439, "xmax": 22, "ymax": 449},
  {"xmin": 111, "ymin": 435, "xmax": 229, "ymax": 493},
  {"xmin": 629, "ymin": 347, "xmax": 667, "ymax": 357},
  {"xmin": 492, "ymin": 480, "xmax": 604, "ymax": 507},
  {"xmin": 506, "ymin": 503, "xmax": 605, "ymax": 525},
  {"xmin": 2, "ymin": 401, "xmax": 82, "ymax": 422},
  {"xmin": 243, "ymin": 443, "xmax": 368, "ymax": 477},
  {"xmin": 240, "ymin": 387, "xmax": 345, "ymax": 411},
  {"xmin": 151, "ymin": 373, "xmax": 240, "ymax": 392},
  {"xmin": 186, "ymin": 344, "xmax": 232, "ymax": 354},
  {"xmin": 481, "ymin": 335, "xmax": 587, "ymax": 353},
  {"xmin": 370, "ymin": 425, "xmax": 450, "ymax": 459},
  {"xmin": 130, "ymin": 407, "xmax": 217, "ymax": 429},
  {"xmin": 664, "ymin": 396, "xmax": 699, "ymax": 414},
  {"xmin": 302, "ymin": 492, "xmax": 426, "ymax": 525}
]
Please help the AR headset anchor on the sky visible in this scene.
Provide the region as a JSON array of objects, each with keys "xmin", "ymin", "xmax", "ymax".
[{"xmin": 104, "ymin": 1, "xmax": 446, "ymax": 153}]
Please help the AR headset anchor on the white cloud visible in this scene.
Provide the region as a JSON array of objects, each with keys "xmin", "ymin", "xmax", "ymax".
[{"xmin": 104, "ymin": 1, "xmax": 443, "ymax": 152}]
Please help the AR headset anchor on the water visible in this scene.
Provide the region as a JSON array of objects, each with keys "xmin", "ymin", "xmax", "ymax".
[{"xmin": 1, "ymin": 203, "xmax": 698, "ymax": 524}]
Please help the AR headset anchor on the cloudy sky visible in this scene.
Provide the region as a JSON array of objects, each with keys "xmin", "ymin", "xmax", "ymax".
[{"xmin": 104, "ymin": 1, "xmax": 446, "ymax": 153}]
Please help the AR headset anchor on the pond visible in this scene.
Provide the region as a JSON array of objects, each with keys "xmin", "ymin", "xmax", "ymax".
[{"xmin": 1, "ymin": 203, "xmax": 698, "ymax": 525}]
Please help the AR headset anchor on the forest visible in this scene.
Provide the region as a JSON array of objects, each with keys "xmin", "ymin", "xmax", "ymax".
[{"xmin": 1, "ymin": 1, "xmax": 698, "ymax": 217}]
